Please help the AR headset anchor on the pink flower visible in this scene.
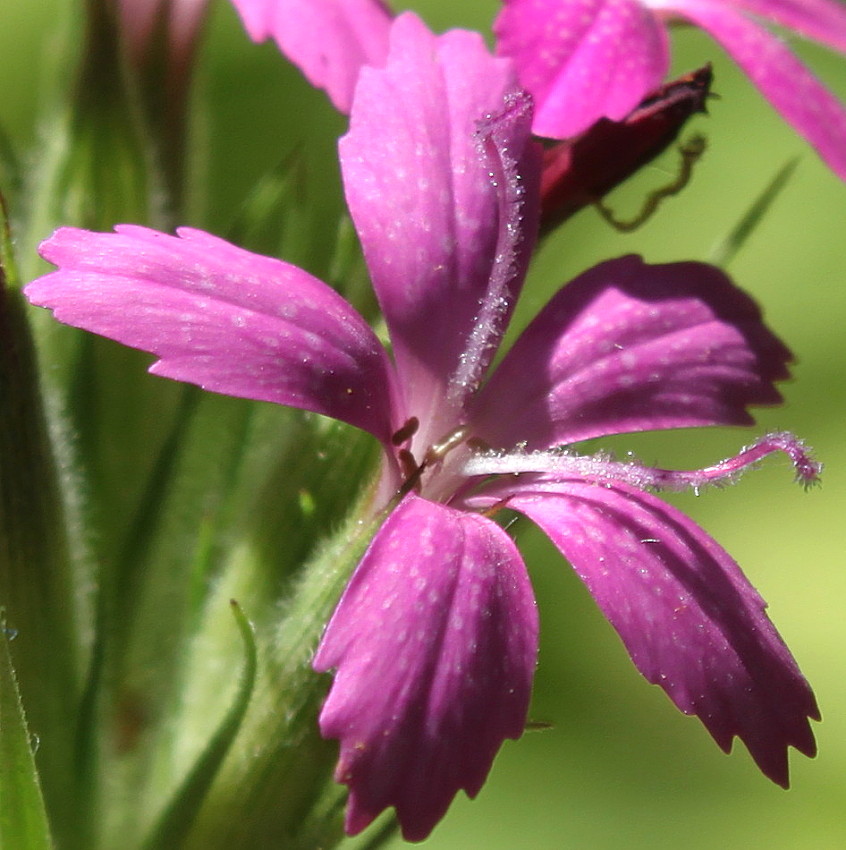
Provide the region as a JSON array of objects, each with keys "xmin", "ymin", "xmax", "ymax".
[
  {"xmin": 117, "ymin": 0, "xmax": 210, "ymax": 73},
  {"xmin": 25, "ymin": 13, "xmax": 819, "ymax": 841},
  {"xmin": 228, "ymin": 0, "xmax": 393, "ymax": 111},
  {"xmin": 495, "ymin": 0, "xmax": 846, "ymax": 179}
]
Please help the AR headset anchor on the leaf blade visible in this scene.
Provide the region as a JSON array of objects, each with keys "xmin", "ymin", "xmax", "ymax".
[{"xmin": 0, "ymin": 619, "xmax": 55, "ymax": 850}]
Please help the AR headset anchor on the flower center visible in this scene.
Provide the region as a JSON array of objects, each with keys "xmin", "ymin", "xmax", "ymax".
[{"xmin": 392, "ymin": 420, "xmax": 472, "ymax": 498}]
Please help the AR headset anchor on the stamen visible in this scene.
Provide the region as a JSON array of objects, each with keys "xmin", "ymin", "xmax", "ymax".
[
  {"xmin": 397, "ymin": 426, "xmax": 472, "ymax": 498},
  {"xmin": 461, "ymin": 431, "xmax": 821, "ymax": 492},
  {"xmin": 426, "ymin": 426, "xmax": 470, "ymax": 463},
  {"xmin": 391, "ymin": 417, "xmax": 420, "ymax": 446},
  {"xmin": 480, "ymin": 497, "xmax": 511, "ymax": 519},
  {"xmin": 398, "ymin": 449, "xmax": 420, "ymax": 484}
]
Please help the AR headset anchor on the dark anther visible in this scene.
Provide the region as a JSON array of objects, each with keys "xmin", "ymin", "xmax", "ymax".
[
  {"xmin": 391, "ymin": 416, "xmax": 420, "ymax": 446},
  {"xmin": 398, "ymin": 448, "xmax": 419, "ymax": 482}
]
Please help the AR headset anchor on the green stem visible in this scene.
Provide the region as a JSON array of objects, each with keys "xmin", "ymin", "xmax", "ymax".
[{"xmin": 181, "ymin": 485, "xmax": 388, "ymax": 849}]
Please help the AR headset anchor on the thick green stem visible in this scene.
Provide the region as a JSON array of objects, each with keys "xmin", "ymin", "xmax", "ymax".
[{"xmin": 181, "ymin": 483, "xmax": 389, "ymax": 849}]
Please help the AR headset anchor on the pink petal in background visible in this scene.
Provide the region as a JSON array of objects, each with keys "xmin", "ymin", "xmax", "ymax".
[
  {"xmin": 228, "ymin": 0, "xmax": 393, "ymax": 112},
  {"xmin": 495, "ymin": 0, "xmax": 669, "ymax": 137},
  {"xmin": 669, "ymin": 0, "xmax": 846, "ymax": 180},
  {"xmin": 699, "ymin": 0, "xmax": 846, "ymax": 51}
]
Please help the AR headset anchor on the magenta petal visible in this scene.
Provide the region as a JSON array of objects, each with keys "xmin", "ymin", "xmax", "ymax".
[
  {"xmin": 341, "ymin": 13, "xmax": 539, "ymax": 439},
  {"xmin": 471, "ymin": 255, "xmax": 791, "ymax": 450},
  {"xmin": 495, "ymin": 0, "xmax": 669, "ymax": 138},
  {"xmin": 504, "ymin": 481, "xmax": 818, "ymax": 786},
  {"xmin": 674, "ymin": 0, "xmax": 846, "ymax": 180},
  {"xmin": 313, "ymin": 494, "xmax": 538, "ymax": 840},
  {"xmin": 707, "ymin": 0, "xmax": 846, "ymax": 53},
  {"xmin": 228, "ymin": 0, "xmax": 392, "ymax": 112},
  {"xmin": 27, "ymin": 226, "xmax": 397, "ymax": 441}
]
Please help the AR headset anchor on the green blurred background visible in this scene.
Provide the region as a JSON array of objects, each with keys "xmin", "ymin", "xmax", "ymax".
[{"xmin": 3, "ymin": 1, "xmax": 845, "ymax": 847}]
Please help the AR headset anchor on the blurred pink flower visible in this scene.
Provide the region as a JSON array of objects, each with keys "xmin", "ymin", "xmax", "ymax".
[
  {"xmin": 114, "ymin": 0, "xmax": 212, "ymax": 206},
  {"xmin": 26, "ymin": 12, "xmax": 819, "ymax": 841},
  {"xmin": 117, "ymin": 0, "xmax": 210, "ymax": 73},
  {"xmin": 495, "ymin": 0, "xmax": 846, "ymax": 178},
  {"xmin": 228, "ymin": 0, "xmax": 392, "ymax": 111}
]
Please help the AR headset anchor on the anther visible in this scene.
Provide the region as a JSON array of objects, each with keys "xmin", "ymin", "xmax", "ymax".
[
  {"xmin": 398, "ymin": 448, "xmax": 419, "ymax": 483},
  {"xmin": 391, "ymin": 417, "xmax": 420, "ymax": 446}
]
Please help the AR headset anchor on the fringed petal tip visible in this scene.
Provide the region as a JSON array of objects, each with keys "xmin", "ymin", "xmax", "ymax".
[
  {"xmin": 504, "ymin": 482, "xmax": 818, "ymax": 789},
  {"xmin": 700, "ymin": 691, "xmax": 819, "ymax": 791},
  {"xmin": 314, "ymin": 495, "xmax": 538, "ymax": 841},
  {"xmin": 472, "ymin": 255, "xmax": 792, "ymax": 450}
]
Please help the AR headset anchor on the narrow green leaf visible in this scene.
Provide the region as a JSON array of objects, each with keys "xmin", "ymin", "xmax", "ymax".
[
  {"xmin": 90, "ymin": 399, "xmax": 376, "ymax": 846},
  {"xmin": 226, "ymin": 149, "xmax": 311, "ymax": 260},
  {"xmin": 709, "ymin": 158, "xmax": 799, "ymax": 268},
  {"xmin": 142, "ymin": 600, "xmax": 258, "ymax": 850},
  {"xmin": 0, "ymin": 616, "xmax": 55, "ymax": 850}
]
